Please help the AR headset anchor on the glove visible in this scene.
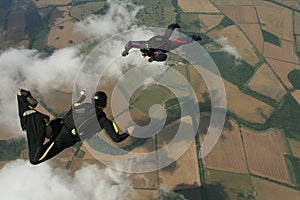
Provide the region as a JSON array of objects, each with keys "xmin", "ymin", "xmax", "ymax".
[
  {"xmin": 191, "ymin": 35, "xmax": 202, "ymax": 41},
  {"xmin": 122, "ymin": 50, "xmax": 129, "ymax": 57},
  {"xmin": 80, "ymin": 88, "xmax": 87, "ymax": 96},
  {"xmin": 126, "ymin": 126, "xmax": 136, "ymax": 135}
]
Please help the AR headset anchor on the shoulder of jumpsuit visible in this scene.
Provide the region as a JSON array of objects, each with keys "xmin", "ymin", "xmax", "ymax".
[
  {"xmin": 73, "ymin": 102, "xmax": 90, "ymax": 110},
  {"xmin": 73, "ymin": 94, "xmax": 86, "ymax": 106},
  {"xmin": 96, "ymin": 109, "xmax": 106, "ymax": 119}
]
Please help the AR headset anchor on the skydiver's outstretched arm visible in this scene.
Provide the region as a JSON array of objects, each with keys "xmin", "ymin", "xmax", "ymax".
[
  {"xmin": 122, "ymin": 41, "xmax": 148, "ymax": 57},
  {"xmin": 161, "ymin": 23, "xmax": 181, "ymax": 39},
  {"xmin": 99, "ymin": 117, "xmax": 130, "ymax": 143},
  {"xmin": 74, "ymin": 89, "xmax": 87, "ymax": 104}
]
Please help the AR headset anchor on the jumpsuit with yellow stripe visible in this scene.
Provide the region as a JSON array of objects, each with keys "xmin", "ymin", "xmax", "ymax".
[{"xmin": 17, "ymin": 89, "xmax": 129, "ymax": 165}]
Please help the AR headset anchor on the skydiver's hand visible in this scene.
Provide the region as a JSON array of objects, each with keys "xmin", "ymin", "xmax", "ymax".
[
  {"xmin": 126, "ymin": 125, "xmax": 136, "ymax": 135},
  {"xmin": 141, "ymin": 52, "xmax": 147, "ymax": 57},
  {"xmin": 122, "ymin": 50, "xmax": 129, "ymax": 57},
  {"xmin": 80, "ymin": 88, "xmax": 87, "ymax": 96}
]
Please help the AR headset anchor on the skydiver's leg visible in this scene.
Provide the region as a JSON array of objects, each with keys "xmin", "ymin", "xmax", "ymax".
[
  {"xmin": 17, "ymin": 90, "xmax": 49, "ymax": 146},
  {"xmin": 125, "ymin": 41, "xmax": 148, "ymax": 50},
  {"xmin": 168, "ymin": 35, "xmax": 202, "ymax": 50},
  {"xmin": 31, "ymin": 126, "xmax": 80, "ymax": 164},
  {"xmin": 169, "ymin": 37, "xmax": 194, "ymax": 50},
  {"xmin": 162, "ymin": 23, "xmax": 180, "ymax": 39},
  {"xmin": 17, "ymin": 89, "xmax": 63, "ymax": 165},
  {"xmin": 45, "ymin": 118, "xmax": 63, "ymax": 139},
  {"xmin": 21, "ymin": 109, "xmax": 49, "ymax": 164},
  {"xmin": 17, "ymin": 89, "xmax": 39, "ymax": 130},
  {"xmin": 122, "ymin": 41, "xmax": 148, "ymax": 56}
]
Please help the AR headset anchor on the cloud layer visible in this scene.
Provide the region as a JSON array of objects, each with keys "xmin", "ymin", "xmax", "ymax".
[
  {"xmin": 0, "ymin": 47, "xmax": 82, "ymax": 134},
  {"xmin": 217, "ymin": 37, "xmax": 241, "ymax": 62},
  {"xmin": 0, "ymin": 160, "xmax": 133, "ymax": 200},
  {"xmin": 75, "ymin": 0, "xmax": 142, "ymax": 39}
]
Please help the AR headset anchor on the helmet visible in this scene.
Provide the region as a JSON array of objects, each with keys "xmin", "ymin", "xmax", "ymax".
[
  {"xmin": 92, "ymin": 91, "xmax": 107, "ymax": 108},
  {"xmin": 153, "ymin": 50, "xmax": 167, "ymax": 61}
]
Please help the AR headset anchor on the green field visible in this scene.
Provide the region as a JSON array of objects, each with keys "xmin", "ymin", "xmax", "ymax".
[
  {"xmin": 25, "ymin": 2, "xmax": 51, "ymax": 50},
  {"xmin": 70, "ymin": 1, "xmax": 106, "ymax": 20},
  {"xmin": 0, "ymin": 0, "xmax": 11, "ymax": 20},
  {"xmin": 262, "ymin": 29, "xmax": 281, "ymax": 47},
  {"xmin": 204, "ymin": 169, "xmax": 255, "ymax": 200},
  {"xmin": 130, "ymin": 85, "xmax": 176, "ymax": 113},
  {"xmin": 267, "ymin": 94, "xmax": 300, "ymax": 141},
  {"xmin": 164, "ymin": 6, "xmax": 176, "ymax": 26},
  {"xmin": 48, "ymin": 7, "xmax": 67, "ymax": 26},
  {"xmin": 174, "ymin": 187, "xmax": 202, "ymax": 200},
  {"xmin": 3, "ymin": 0, "xmax": 28, "ymax": 44},
  {"xmin": 0, "ymin": 138, "xmax": 27, "ymax": 161},
  {"xmin": 179, "ymin": 13, "xmax": 201, "ymax": 33},
  {"xmin": 243, "ymin": 87, "xmax": 278, "ymax": 107},
  {"xmin": 288, "ymin": 70, "xmax": 300, "ymax": 89},
  {"xmin": 72, "ymin": 0, "xmax": 102, "ymax": 3},
  {"xmin": 211, "ymin": 16, "xmax": 235, "ymax": 31},
  {"xmin": 133, "ymin": 0, "xmax": 175, "ymax": 27},
  {"xmin": 218, "ymin": 16, "xmax": 234, "ymax": 27},
  {"xmin": 209, "ymin": 51, "xmax": 254, "ymax": 88},
  {"xmin": 164, "ymin": 97, "xmax": 180, "ymax": 108},
  {"xmin": 285, "ymin": 155, "xmax": 300, "ymax": 187}
]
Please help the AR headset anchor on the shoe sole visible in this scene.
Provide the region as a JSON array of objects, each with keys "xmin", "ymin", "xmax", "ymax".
[
  {"xmin": 23, "ymin": 110, "xmax": 36, "ymax": 116},
  {"xmin": 17, "ymin": 88, "xmax": 23, "ymax": 96},
  {"xmin": 17, "ymin": 88, "xmax": 30, "ymax": 97}
]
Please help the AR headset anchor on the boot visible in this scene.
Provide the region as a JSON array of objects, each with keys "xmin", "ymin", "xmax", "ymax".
[
  {"xmin": 17, "ymin": 88, "xmax": 38, "ymax": 109},
  {"xmin": 190, "ymin": 34, "xmax": 202, "ymax": 41},
  {"xmin": 174, "ymin": 23, "xmax": 181, "ymax": 29}
]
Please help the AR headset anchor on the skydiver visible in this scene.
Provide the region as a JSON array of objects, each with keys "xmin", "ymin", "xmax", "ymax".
[
  {"xmin": 17, "ymin": 88, "xmax": 135, "ymax": 165},
  {"xmin": 122, "ymin": 23, "xmax": 202, "ymax": 62}
]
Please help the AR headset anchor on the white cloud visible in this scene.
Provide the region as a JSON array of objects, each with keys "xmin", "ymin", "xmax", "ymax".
[
  {"xmin": 74, "ymin": 0, "xmax": 142, "ymax": 39},
  {"xmin": 0, "ymin": 160, "xmax": 133, "ymax": 200},
  {"xmin": 217, "ymin": 37, "xmax": 242, "ymax": 64},
  {"xmin": 0, "ymin": 47, "xmax": 82, "ymax": 135}
]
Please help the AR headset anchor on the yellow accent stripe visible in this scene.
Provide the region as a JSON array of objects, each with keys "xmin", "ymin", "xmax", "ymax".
[
  {"xmin": 38, "ymin": 142, "xmax": 54, "ymax": 161},
  {"xmin": 74, "ymin": 103, "xmax": 81, "ymax": 107},
  {"xmin": 112, "ymin": 122, "xmax": 119, "ymax": 133},
  {"xmin": 71, "ymin": 129, "xmax": 77, "ymax": 135},
  {"xmin": 44, "ymin": 118, "xmax": 49, "ymax": 126}
]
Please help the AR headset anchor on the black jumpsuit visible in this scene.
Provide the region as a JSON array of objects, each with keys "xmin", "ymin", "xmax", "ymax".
[{"xmin": 17, "ymin": 91, "xmax": 129, "ymax": 165}]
